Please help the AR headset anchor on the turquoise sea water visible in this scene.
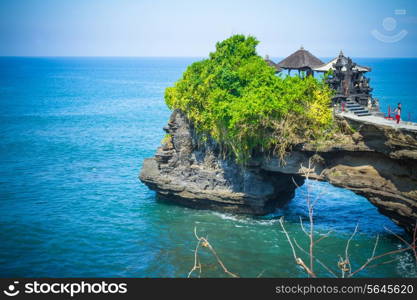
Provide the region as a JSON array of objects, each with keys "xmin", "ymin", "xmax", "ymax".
[{"xmin": 0, "ymin": 57, "xmax": 416, "ymax": 278}]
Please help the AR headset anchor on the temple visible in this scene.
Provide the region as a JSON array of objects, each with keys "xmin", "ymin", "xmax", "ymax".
[
  {"xmin": 265, "ymin": 48, "xmax": 379, "ymax": 117},
  {"xmin": 314, "ymin": 51, "xmax": 377, "ymax": 116}
]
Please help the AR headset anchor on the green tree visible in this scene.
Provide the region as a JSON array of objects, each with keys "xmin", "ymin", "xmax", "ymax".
[{"xmin": 165, "ymin": 35, "xmax": 334, "ymax": 162}]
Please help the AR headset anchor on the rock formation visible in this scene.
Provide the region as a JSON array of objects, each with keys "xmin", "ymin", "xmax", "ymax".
[
  {"xmin": 140, "ymin": 110, "xmax": 305, "ymax": 215},
  {"xmin": 140, "ymin": 110, "xmax": 417, "ymax": 234}
]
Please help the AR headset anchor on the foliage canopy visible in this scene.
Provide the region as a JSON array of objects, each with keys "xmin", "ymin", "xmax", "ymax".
[{"xmin": 165, "ymin": 35, "xmax": 335, "ymax": 162}]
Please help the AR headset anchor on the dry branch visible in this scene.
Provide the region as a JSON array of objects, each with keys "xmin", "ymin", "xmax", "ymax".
[
  {"xmin": 280, "ymin": 159, "xmax": 417, "ymax": 278},
  {"xmin": 187, "ymin": 159, "xmax": 417, "ymax": 278},
  {"xmin": 188, "ymin": 227, "xmax": 239, "ymax": 278},
  {"xmin": 279, "ymin": 217, "xmax": 317, "ymax": 278}
]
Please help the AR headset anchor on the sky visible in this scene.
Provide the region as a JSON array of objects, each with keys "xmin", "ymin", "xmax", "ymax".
[{"xmin": 0, "ymin": 0, "xmax": 416, "ymax": 57}]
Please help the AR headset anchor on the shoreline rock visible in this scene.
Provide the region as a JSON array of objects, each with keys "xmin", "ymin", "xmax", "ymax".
[
  {"xmin": 140, "ymin": 110, "xmax": 305, "ymax": 215},
  {"xmin": 140, "ymin": 110, "xmax": 417, "ymax": 234}
]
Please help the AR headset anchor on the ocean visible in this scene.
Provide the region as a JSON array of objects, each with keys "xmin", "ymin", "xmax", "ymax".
[{"xmin": 0, "ymin": 57, "xmax": 416, "ymax": 278}]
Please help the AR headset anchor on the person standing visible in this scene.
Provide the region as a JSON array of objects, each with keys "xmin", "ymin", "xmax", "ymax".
[{"xmin": 394, "ymin": 103, "xmax": 402, "ymax": 124}]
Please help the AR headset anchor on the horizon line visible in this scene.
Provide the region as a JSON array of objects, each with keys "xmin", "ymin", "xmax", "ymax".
[{"xmin": 1, "ymin": 55, "xmax": 417, "ymax": 59}]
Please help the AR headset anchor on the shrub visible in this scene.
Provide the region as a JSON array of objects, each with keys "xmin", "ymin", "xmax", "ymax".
[{"xmin": 165, "ymin": 35, "xmax": 334, "ymax": 162}]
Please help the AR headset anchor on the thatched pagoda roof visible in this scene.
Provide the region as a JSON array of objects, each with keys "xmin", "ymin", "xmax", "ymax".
[{"xmin": 277, "ymin": 47, "xmax": 324, "ymax": 70}]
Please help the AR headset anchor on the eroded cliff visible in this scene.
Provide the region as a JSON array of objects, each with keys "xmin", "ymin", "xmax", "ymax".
[{"xmin": 140, "ymin": 110, "xmax": 417, "ymax": 233}]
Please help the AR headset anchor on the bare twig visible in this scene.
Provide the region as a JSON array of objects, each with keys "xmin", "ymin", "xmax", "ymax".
[
  {"xmin": 299, "ymin": 216, "xmax": 309, "ymax": 237},
  {"xmin": 256, "ymin": 270, "xmax": 266, "ymax": 278},
  {"xmin": 349, "ymin": 245, "xmax": 412, "ymax": 277},
  {"xmin": 279, "ymin": 217, "xmax": 298, "ymax": 261},
  {"xmin": 291, "ymin": 177, "xmax": 301, "ymax": 188},
  {"xmin": 315, "ymin": 230, "xmax": 333, "ymax": 245},
  {"xmin": 340, "ymin": 224, "xmax": 358, "ymax": 277},
  {"xmin": 282, "ymin": 159, "xmax": 417, "ymax": 278},
  {"xmin": 347, "ymin": 234, "xmax": 378, "ymax": 277},
  {"xmin": 188, "ymin": 227, "xmax": 239, "ymax": 278},
  {"xmin": 385, "ymin": 225, "xmax": 417, "ymax": 262},
  {"xmin": 371, "ymin": 235, "xmax": 380, "ymax": 258},
  {"xmin": 348, "ymin": 225, "xmax": 417, "ymax": 278},
  {"xmin": 366, "ymin": 258, "xmax": 400, "ymax": 269},
  {"xmin": 188, "ymin": 163, "xmax": 417, "ymax": 278},
  {"xmin": 279, "ymin": 217, "xmax": 317, "ymax": 278},
  {"xmin": 302, "ymin": 160, "xmax": 315, "ymax": 275},
  {"xmin": 188, "ymin": 230, "xmax": 202, "ymax": 278},
  {"xmin": 293, "ymin": 238, "xmax": 338, "ymax": 277}
]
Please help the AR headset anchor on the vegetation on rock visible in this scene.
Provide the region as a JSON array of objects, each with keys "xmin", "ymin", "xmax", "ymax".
[{"xmin": 165, "ymin": 34, "xmax": 336, "ymax": 162}]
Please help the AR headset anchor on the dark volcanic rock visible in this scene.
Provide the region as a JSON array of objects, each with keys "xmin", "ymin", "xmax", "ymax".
[
  {"xmin": 140, "ymin": 110, "xmax": 304, "ymax": 215},
  {"xmin": 261, "ymin": 116, "xmax": 417, "ymax": 234},
  {"xmin": 140, "ymin": 110, "xmax": 417, "ymax": 234}
]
